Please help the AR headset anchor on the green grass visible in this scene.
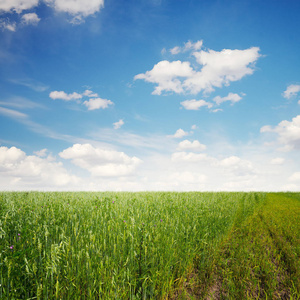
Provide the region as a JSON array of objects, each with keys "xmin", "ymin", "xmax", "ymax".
[
  {"xmin": 195, "ymin": 193, "xmax": 300, "ymax": 300},
  {"xmin": 0, "ymin": 192, "xmax": 299, "ymax": 299}
]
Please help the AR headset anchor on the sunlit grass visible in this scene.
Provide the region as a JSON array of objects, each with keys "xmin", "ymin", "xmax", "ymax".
[
  {"xmin": 201, "ymin": 193, "xmax": 300, "ymax": 299},
  {"xmin": 1, "ymin": 191, "xmax": 298, "ymax": 299}
]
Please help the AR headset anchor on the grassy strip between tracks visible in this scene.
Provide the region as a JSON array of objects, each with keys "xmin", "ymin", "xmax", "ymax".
[{"xmin": 174, "ymin": 193, "xmax": 300, "ymax": 299}]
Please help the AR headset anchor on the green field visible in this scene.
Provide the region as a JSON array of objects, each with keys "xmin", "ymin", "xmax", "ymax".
[{"xmin": 0, "ymin": 192, "xmax": 299, "ymax": 299}]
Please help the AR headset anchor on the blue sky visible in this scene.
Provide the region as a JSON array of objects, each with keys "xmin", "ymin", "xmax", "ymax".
[{"xmin": 0, "ymin": 0, "xmax": 300, "ymax": 191}]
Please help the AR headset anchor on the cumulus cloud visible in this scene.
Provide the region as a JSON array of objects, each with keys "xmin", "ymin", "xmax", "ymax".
[
  {"xmin": 169, "ymin": 128, "xmax": 189, "ymax": 138},
  {"xmin": 0, "ymin": 146, "xmax": 78, "ymax": 189},
  {"xmin": 134, "ymin": 60, "xmax": 195, "ymax": 95},
  {"xmin": 213, "ymin": 92, "xmax": 242, "ymax": 105},
  {"xmin": 49, "ymin": 89, "xmax": 114, "ymax": 110},
  {"xmin": 0, "ymin": 0, "xmax": 104, "ymax": 27},
  {"xmin": 113, "ymin": 119, "xmax": 124, "ymax": 129},
  {"xmin": 46, "ymin": 0, "xmax": 104, "ymax": 17},
  {"xmin": 59, "ymin": 143, "xmax": 142, "ymax": 177},
  {"xmin": 180, "ymin": 99, "xmax": 213, "ymax": 110},
  {"xmin": 186, "ymin": 47, "xmax": 260, "ymax": 94},
  {"xmin": 282, "ymin": 84, "xmax": 300, "ymax": 99},
  {"xmin": 260, "ymin": 115, "xmax": 300, "ymax": 151},
  {"xmin": 0, "ymin": 0, "xmax": 39, "ymax": 13},
  {"xmin": 135, "ymin": 44, "xmax": 261, "ymax": 95},
  {"xmin": 21, "ymin": 13, "xmax": 40, "ymax": 25},
  {"xmin": 49, "ymin": 91, "xmax": 82, "ymax": 101},
  {"xmin": 177, "ymin": 140, "xmax": 206, "ymax": 151},
  {"xmin": 83, "ymin": 98, "xmax": 113, "ymax": 110}
]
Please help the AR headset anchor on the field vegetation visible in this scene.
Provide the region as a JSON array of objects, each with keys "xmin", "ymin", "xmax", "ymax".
[{"xmin": 0, "ymin": 192, "xmax": 299, "ymax": 299}]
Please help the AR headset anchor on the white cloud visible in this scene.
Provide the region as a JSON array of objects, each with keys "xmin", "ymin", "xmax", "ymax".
[
  {"xmin": 0, "ymin": 106, "xmax": 28, "ymax": 119},
  {"xmin": 34, "ymin": 148, "xmax": 48, "ymax": 157},
  {"xmin": 83, "ymin": 89, "xmax": 99, "ymax": 98},
  {"xmin": 177, "ymin": 140, "xmax": 206, "ymax": 152},
  {"xmin": 282, "ymin": 84, "xmax": 300, "ymax": 99},
  {"xmin": 169, "ymin": 40, "xmax": 203, "ymax": 55},
  {"xmin": 170, "ymin": 46, "xmax": 180, "ymax": 55},
  {"xmin": 181, "ymin": 99, "xmax": 213, "ymax": 110},
  {"xmin": 185, "ymin": 47, "xmax": 260, "ymax": 94},
  {"xmin": 0, "ymin": 0, "xmax": 104, "ymax": 27},
  {"xmin": 184, "ymin": 40, "xmax": 203, "ymax": 51},
  {"xmin": 83, "ymin": 98, "xmax": 113, "ymax": 110},
  {"xmin": 169, "ymin": 171, "xmax": 206, "ymax": 185},
  {"xmin": 49, "ymin": 90, "xmax": 82, "ymax": 101},
  {"xmin": 59, "ymin": 143, "xmax": 142, "ymax": 177},
  {"xmin": 191, "ymin": 124, "xmax": 197, "ymax": 130},
  {"xmin": 213, "ymin": 92, "xmax": 242, "ymax": 105},
  {"xmin": 21, "ymin": 13, "xmax": 40, "ymax": 25},
  {"xmin": 270, "ymin": 157, "xmax": 285, "ymax": 165},
  {"xmin": 0, "ymin": 146, "xmax": 78, "ymax": 189},
  {"xmin": 211, "ymin": 108, "xmax": 223, "ymax": 113},
  {"xmin": 288, "ymin": 172, "xmax": 300, "ymax": 182},
  {"xmin": 172, "ymin": 151, "xmax": 209, "ymax": 163},
  {"xmin": 134, "ymin": 60, "xmax": 195, "ymax": 95},
  {"xmin": 0, "ymin": 0, "xmax": 38, "ymax": 13},
  {"xmin": 216, "ymin": 156, "xmax": 254, "ymax": 176},
  {"xmin": 0, "ymin": 96, "xmax": 44, "ymax": 109},
  {"xmin": 49, "ymin": 89, "xmax": 112, "ymax": 110},
  {"xmin": 169, "ymin": 128, "xmax": 189, "ymax": 138},
  {"xmin": 0, "ymin": 20, "xmax": 16, "ymax": 31},
  {"xmin": 260, "ymin": 115, "xmax": 300, "ymax": 151},
  {"xmin": 172, "ymin": 151, "xmax": 254, "ymax": 177},
  {"xmin": 135, "ymin": 45, "xmax": 261, "ymax": 95},
  {"xmin": 260, "ymin": 125, "xmax": 272, "ymax": 133},
  {"xmin": 46, "ymin": 0, "xmax": 104, "ymax": 21},
  {"xmin": 113, "ymin": 119, "xmax": 124, "ymax": 129},
  {"xmin": 9, "ymin": 78, "xmax": 48, "ymax": 92}
]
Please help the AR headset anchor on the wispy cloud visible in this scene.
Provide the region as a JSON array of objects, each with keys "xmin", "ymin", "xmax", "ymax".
[
  {"xmin": 9, "ymin": 78, "xmax": 49, "ymax": 92},
  {"xmin": 0, "ymin": 96, "xmax": 46, "ymax": 109},
  {"xmin": 0, "ymin": 19, "xmax": 16, "ymax": 31},
  {"xmin": 0, "ymin": 106, "xmax": 28, "ymax": 119}
]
